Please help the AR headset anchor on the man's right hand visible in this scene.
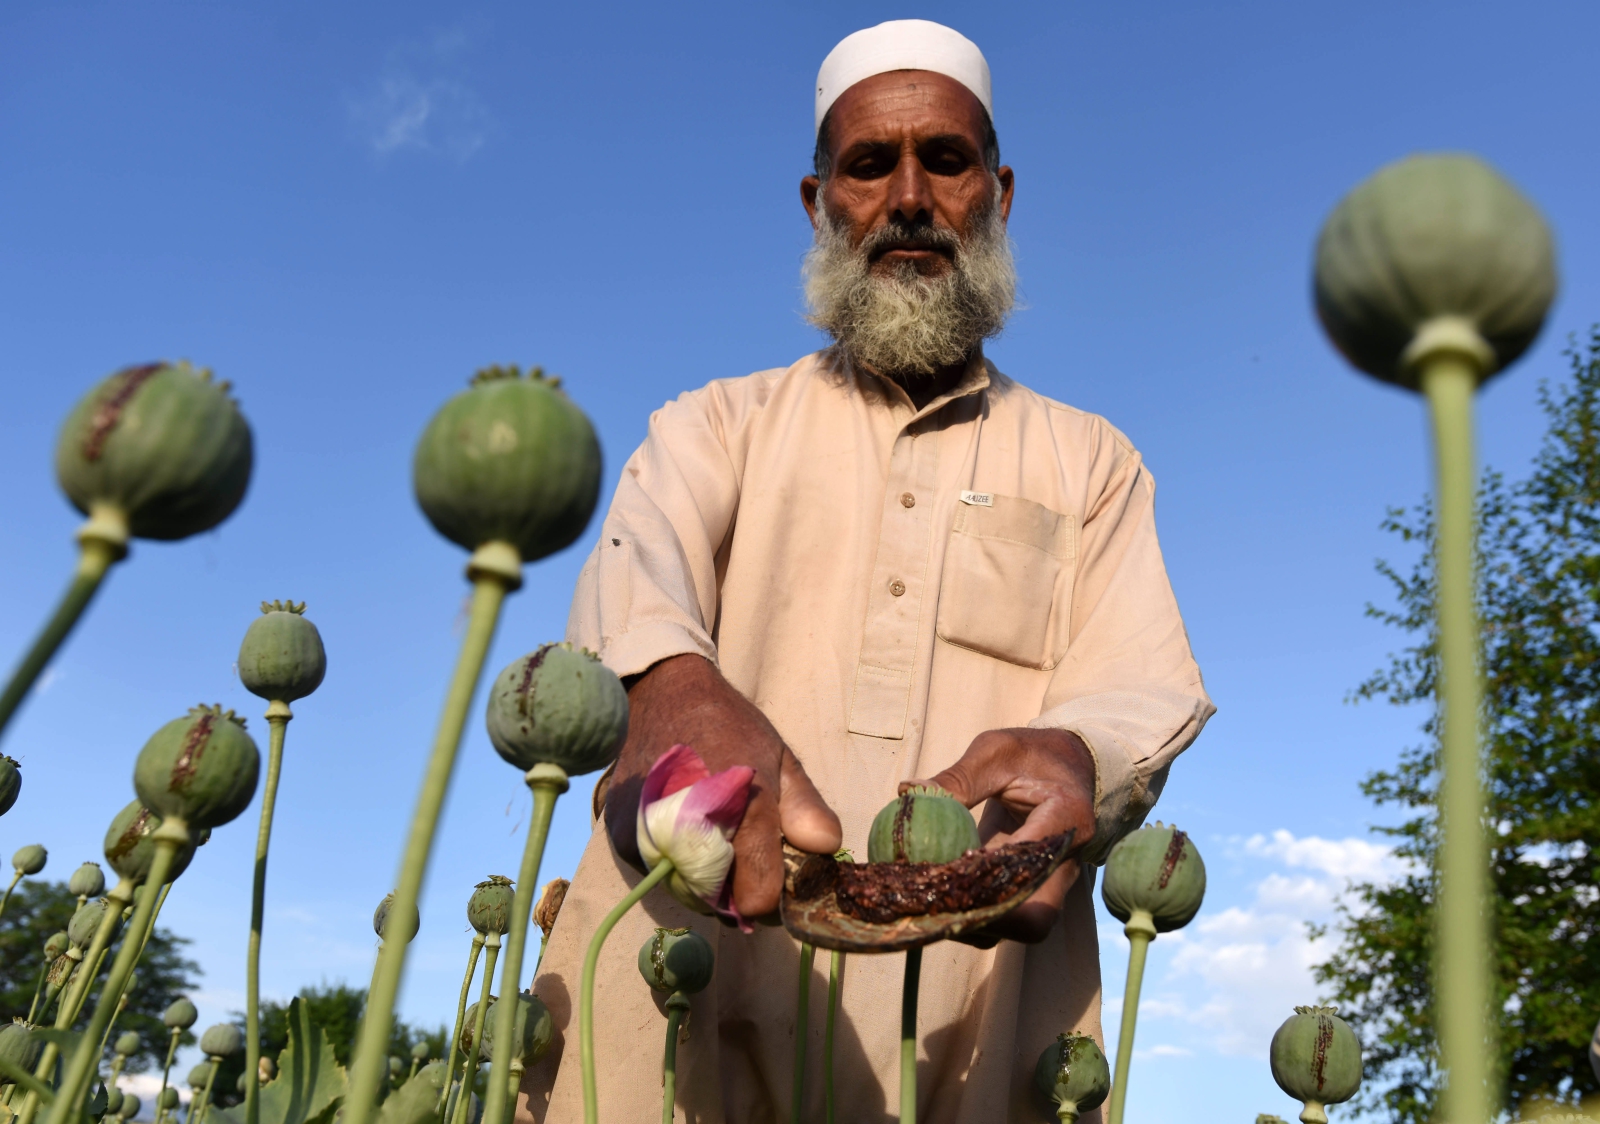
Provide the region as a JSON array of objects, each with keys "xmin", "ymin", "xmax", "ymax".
[{"xmin": 602, "ymin": 653, "xmax": 842, "ymax": 921}]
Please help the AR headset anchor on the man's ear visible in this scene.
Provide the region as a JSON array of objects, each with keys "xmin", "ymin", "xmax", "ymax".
[
  {"xmin": 800, "ymin": 175, "xmax": 822, "ymax": 229},
  {"xmin": 997, "ymin": 165, "xmax": 1015, "ymax": 224}
]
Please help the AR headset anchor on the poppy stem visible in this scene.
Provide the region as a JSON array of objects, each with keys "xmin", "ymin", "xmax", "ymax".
[
  {"xmin": 660, "ymin": 992, "xmax": 688, "ymax": 1124},
  {"xmin": 791, "ymin": 942, "xmax": 814, "ymax": 1123},
  {"xmin": 899, "ymin": 946, "xmax": 922, "ymax": 1124}
]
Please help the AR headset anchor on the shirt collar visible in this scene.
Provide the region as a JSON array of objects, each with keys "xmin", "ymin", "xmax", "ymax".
[{"xmin": 820, "ymin": 346, "xmax": 992, "ymax": 420}]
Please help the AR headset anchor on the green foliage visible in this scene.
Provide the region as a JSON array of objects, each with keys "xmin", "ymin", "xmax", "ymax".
[
  {"xmin": 1314, "ymin": 329, "xmax": 1600, "ymax": 1121},
  {"xmin": 244, "ymin": 984, "xmax": 446, "ymax": 1074},
  {"xmin": 0, "ymin": 878, "xmax": 199, "ymax": 1071},
  {"xmin": 214, "ymin": 998, "xmax": 345, "ymax": 1124}
]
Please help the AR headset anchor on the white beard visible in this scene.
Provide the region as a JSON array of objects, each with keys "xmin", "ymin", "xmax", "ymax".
[{"xmin": 802, "ymin": 190, "xmax": 1018, "ymax": 377}]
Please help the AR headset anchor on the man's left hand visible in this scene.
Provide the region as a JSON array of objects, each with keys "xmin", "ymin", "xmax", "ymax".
[{"xmin": 911, "ymin": 727, "xmax": 1097, "ymax": 943}]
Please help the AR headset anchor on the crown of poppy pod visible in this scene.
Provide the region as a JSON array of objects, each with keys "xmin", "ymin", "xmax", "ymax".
[
  {"xmin": 238, "ymin": 601, "xmax": 327, "ymax": 704},
  {"xmin": 467, "ymin": 876, "xmax": 516, "ymax": 936}
]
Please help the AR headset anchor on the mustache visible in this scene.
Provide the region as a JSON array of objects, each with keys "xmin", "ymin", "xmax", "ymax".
[{"xmin": 858, "ymin": 219, "xmax": 963, "ymax": 261}]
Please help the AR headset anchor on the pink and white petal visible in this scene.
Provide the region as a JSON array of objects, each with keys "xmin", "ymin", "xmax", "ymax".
[
  {"xmin": 640, "ymin": 744, "xmax": 710, "ymax": 808},
  {"xmin": 677, "ymin": 766, "xmax": 756, "ymax": 835},
  {"xmin": 637, "ymin": 786, "xmax": 691, "ymax": 867}
]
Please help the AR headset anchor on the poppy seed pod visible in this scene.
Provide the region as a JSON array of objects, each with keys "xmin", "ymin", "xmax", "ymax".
[
  {"xmin": 157, "ymin": 1087, "xmax": 178, "ymax": 1110},
  {"xmin": 410, "ymin": 1040, "xmax": 430, "ymax": 1062},
  {"xmin": 1270, "ymin": 1006, "xmax": 1362, "ymax": 1124},
  {"xmin": 466, "ymin": 876, "xmax": 515, "ymax": 936},
  {"xmin": 200, "ymin": 1023, "xmax": 242, "ymax": 1058},
  {"xmin": 484, "ymin": 644, "xmax": 628, "ymax": 776},
  {"xmin": 69, "ymin": 898, "xmax": 111, "ymax": 948},
  {"xmin": 374, "ymin": 891, "xmax": 420, "ymax": 943},
  {"xmin": 1101, "ymin": 822, "xmax": 1206, "ymax": 933},
  {"xmin": 1033, "ymin": 1033, "xmax": 1111, "ymax": 1122},
  {"xmin": 0, "ymin": 755, "xmax": 19, "ymax": 816},
  {"xmin": 122, "ymin": 1094, "xmax": 145, "ymax": 1120},
  {"xmin": 533, "ymin": 878, "xmax": 569, "ymax": 941},
  {"xmin": 459, "ymin": 999, "xmax": 493, "ymax": 1053},
  {"xmin": 187, "ymin": 1063, "xmax": 211, "ymax": 1088},
  {"xmin": 54, "ymin": 361, "xmax": 253, "ymax": 542},
  {"xmin": 636, "ymin": 927, "xmax": 715, "ymax": 996},
  {"xmin": 866, "ymin": 785, "xmax": 981, "ymax": 865},
  {"xmin": 12, "ymin": 844, "xmax": 46, "ymax": 876},
  {"xmin": 480, "ymin": 994, "xmax": 554, "ymax": 1068},
  {"xmin": 163, "ymin": 997, "xmax": 199, "ymax": 1030},
  {"xmin": 0, "ymin": 1018, "xmax": 43, "ymax": 1074},
  {"xmin": 104, "ymin": 1088, "xmax": 124, "ymax": 1117},
  {"xmin": 69, "ymin": 862, "xmax": 106, "ymax": 900},
  {"xmin": 104, "ymin": 802, "xmax": 198, "ymax": 886},
  {"xmin": 412, "ymin": 365, "xmax": 602, "ymax": 564},
  {"xmin": 43, "ymin": 930, "xmax": 69, "ymax": 959},
  {"xmin": 387, "ymin": 1056, "xmax": 403, "ymax": 1078},
  {"xmin": 133, "ymin": 705, "xmax": 260, "ymax": 831},
  {"xmin": 238, "ymin": 601, "xmax": 327, "ymax": 704},
  {"xmin": 114, "ymin": 1031, "xmax": 141, "ymax": 1057}
]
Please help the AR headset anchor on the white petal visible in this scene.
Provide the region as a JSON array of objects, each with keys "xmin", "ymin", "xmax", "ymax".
[{"xmin": 637, "ymin": 787, "xmax": 689, "ymax": 869}]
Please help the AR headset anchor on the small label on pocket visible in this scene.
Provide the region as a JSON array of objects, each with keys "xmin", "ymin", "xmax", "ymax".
[{"xmin": 960, "ymin": 490, "xmax": 994, "ymax": 507}]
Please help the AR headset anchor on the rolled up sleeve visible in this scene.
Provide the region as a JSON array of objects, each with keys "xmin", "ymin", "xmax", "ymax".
[{"xmin": 1028, "ymin": 439, "xmax": 1215, "ymax": 864}]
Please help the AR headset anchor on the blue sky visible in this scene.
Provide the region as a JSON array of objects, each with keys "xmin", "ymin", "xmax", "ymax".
[{"xmin": 2, "ymin": 2, "xmax": 1598, "ymax": 1120}]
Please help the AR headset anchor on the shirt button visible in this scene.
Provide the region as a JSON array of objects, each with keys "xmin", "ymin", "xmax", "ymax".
[
  {"xmin": 900, "ymin": 492, "xmax": 916, "ymax": 508},
  {"xmin": 889, "ymin": 579, "xmax": 906, "ymax": 597}
]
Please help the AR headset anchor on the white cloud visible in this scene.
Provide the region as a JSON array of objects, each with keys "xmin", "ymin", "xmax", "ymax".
[
  {"xmin": 348, "ymin": 29, "xmax": 490, "ymax": 161},
  {"xmin": 1101, "ymin": 829, "xmax": 1402, "ymax": 1061}
]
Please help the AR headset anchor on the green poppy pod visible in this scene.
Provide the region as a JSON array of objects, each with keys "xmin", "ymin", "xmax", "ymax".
[
  {"xmin": 0, "ymin": 755, "xmax": 19, "ymax": 816},
  {"xmin": 236, "ymin": 1072, "xmax": 248, "ymax": 1095},
  {"xmin": 54, "ymin": 361, "xmax": 253, "ymax": 542},
  {"xmin": 104, "ymin": 802, "xmax": 199, "ymax": 885},
  {"xmin": 0, "ymin": 1018, "xmax": 44, "ymax": 1074},
  {"xmin": 114, "ymin": 1031, "xmax": 141, "ymax": 1057},
  {"xmin": 104, "ymin": 1087, "xmax": 124, "ymax": 1117},
  {"xmin": 374, "ymin": 891, "xmax": 420, "ymax": 943},
  {"xmin": 133, "ymin": 705, "xmax": 260, "ymax": 831},
  {"xmin": 459, "ymin": 999, "xmax": 491, "ymax": 1053},
  {"xmin": 163, "ymin": 997, "xmax": 199, "ymax": 1030},
  {"xmin": 636, "ymin": 927, "xmax": 715, "ymax": 996},
  {"xmin": 86, "ymin": 1081, "xmax": 108, "ymax": 1120},
  {"xmin": 69, "ymin": 898, "xmax": 112, "ymax": 948},
  {"xmin": 1101, "ymin": 822, "xmax": 1206, "ymax": 933},
  {"xmin": 121, "ymin": 1094, "xmax": 144, "ymax": 1120},
  {"xmin": 69, "ymin": 861, "xmax": 106, "ymax": 899},
  {"xmin": 157, "ymin": 1088, "xmax": 178, "ymax": 1111},
  {"xmin": 12, "ymin": 844, "xmax": 46, "ymax": 876},
  {"xmin": 238, "ymin": 601, "xmax": 327, "ymax": 704},
  {"xmin": 1270, "ymin": 1006, "xmax": 1362, "ymax": 1123},
  {"xmin": 410, "ymin": 1040, "xmax": 430, "ymax": 1062},
  {"xmin": 387, "ymin": 1056, "xmax": 403, "ymax": 1078},
  {"xmin": 1314, "ymin": 153, "xmax": 1557, "ymax": 390},
  {"xmin": 1033, "ymin": 1033, "xmax": 1111, "ymax": 1121},
  {"xmin": 200, "ymin": 1023, "xmax": 241, "ymax": 1058},
  {"xmin": 411, "ymin": 365, "xmax": 602, "ymax": 563},
  {"xmin": 466, "ymin": 875, "xmax": 515, "ymax": 936},
  {"xmin": 480, "ymin": 994, "xmax": 554, "ymax": 1069},
  {"xmin": 866, "ymin": 785, "xmax": 981, "ymax": 865},
  {"xmin": 43, "ymin": 931, "xmax": 69, "ymax": 959},
  {"xmin": 187, "ymin": 1063, "xmax": 211, "ymax": 1088},
  {"xmin": 485, "ymin": 644, "xmax": 629, "ymax": 776}
]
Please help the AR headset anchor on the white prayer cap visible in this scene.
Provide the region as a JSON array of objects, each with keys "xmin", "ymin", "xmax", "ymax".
[{"xmin": 814, "ymin": 19, "xmax": 992, "ymax": 135}]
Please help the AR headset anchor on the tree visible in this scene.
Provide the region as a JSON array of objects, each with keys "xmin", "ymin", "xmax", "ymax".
[
  {"xmin": 1314, "ymin": 329, "xmax": 1600, "ymax": 1122},
  {"xmin": 0, "ymin": 878, "xmax": 202, "ymax": 1072},
  {"xmin": 241, "ymin": 983, "xmax": 447, "ymax": 1075}
]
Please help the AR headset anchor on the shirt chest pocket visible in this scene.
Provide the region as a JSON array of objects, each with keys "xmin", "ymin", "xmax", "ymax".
[{"xmin": 935, "ymin": 494, "xmax": 1076, "ymax": 671}]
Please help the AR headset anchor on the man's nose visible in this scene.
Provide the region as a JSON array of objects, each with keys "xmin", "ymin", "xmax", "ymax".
[{"xmin": 887, "ymin": 142, "xmax": 934, "ymax": 227}]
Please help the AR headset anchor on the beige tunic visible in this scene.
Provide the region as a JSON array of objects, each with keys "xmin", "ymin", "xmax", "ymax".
[{"xmin": 522, "ymin": 350, "xmax": 1213, "ymax": 1124}]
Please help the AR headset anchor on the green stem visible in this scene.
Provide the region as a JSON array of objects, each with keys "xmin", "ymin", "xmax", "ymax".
[
  {"xmin": 450, "ymin": 938, "xmax": 500, "ymax": 1124},
  {"xmin": 581, "ymin": 860, "xmax": 675, "ymax": 1124},
  {"xmin": 46, "ymin": 829, "xmax": 180, "ymax": 1124},
  {"xmin": 661, "ymin": 993, "xmax": 688, "ymax": 1124},
  {"xmin": 1423, "ymin": 352, "xmax": 1492, "ymax": 1124},
  {"xmin": 481, "ymin": 765, "xmax": 567, "ymax": 1124},
  {"xmin": 59, "ymin": 881, "xmax": 136, "ymax": 1030},
  {"xmin": 824, "ymin": 949, "xmax": 843, "ymax": 1124},
  {"xmin": 1105, "ymin": 910, "xmax": 1155, "ymax": 1124},
  {"xmin": 899, "ymin": 946, "xmax": 921, "ymax": 1124},
  {"xmin": 343, "ymin": 561, "xmax": 515, "ymax": 1124},
  {"xmin": 194, "ymin": 1058, "xmax": 220, "ymax": 1124},
  {"xmin": 1057, "ymin": 1103, "xmax": 1080, "ymax": 1124},
  {"xmin": 157, "ymin": 1028, "xmax": 180, "ymax": 1121},
  {"xmin": 437, "ymin": 935, "xmax": 484, "ymax": 1113},
  {"xmin": 408, "ymin": 1060, "xmax": 418, "ymax": 1083},
  {"xmin": 0, "ymin": 870, "xmax": 23, "ymax": 925},
  {"xmin": 25, "ymin": 955, "xmax": 48, "ymax": 1024},
  {"xmin": 0, "ymin": 1057, "xmax": 54, "ymax": 1107},
  {"xmin": 1298, "ymin": 1101, "xmax": 1329, "ymax": 1124},
  {"xmin": 791, "ymin": 942, "xmax": 814, "ymax": 1124},
  {"xmin": 246, "ymin": 706, "xmax": 290, "ymax": 1124},
  {"xmin": 0, "ymin": 530, "xmax": 121, "ymax": 744}
]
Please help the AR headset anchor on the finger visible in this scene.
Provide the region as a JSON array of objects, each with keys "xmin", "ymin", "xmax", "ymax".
[
  {"xmin": 778, "ymin": 748, "xmax": 843, "ymax": 855},
  {"xmin": 730, "ymin": 780, "xmax": 784, "ymax": 919},
  {"xmin": 916, "ymin": 732, "xmax": 1013, "ymax": 808}
]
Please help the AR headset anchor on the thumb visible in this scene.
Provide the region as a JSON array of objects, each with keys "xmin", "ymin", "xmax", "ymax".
[{"xmin": 778, "ymin": 748, "xmax": 842, "ymax": 855}]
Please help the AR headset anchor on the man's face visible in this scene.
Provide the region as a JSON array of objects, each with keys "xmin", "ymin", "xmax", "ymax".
[{"xmin": 801, "ymin": 70, "xmax": 1014, "ymax": 274}]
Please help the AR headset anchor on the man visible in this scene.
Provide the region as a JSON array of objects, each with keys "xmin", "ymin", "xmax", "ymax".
[{"xmin": 524, "ymin": 20, "xmax": 1213, "ymax": 1123}]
